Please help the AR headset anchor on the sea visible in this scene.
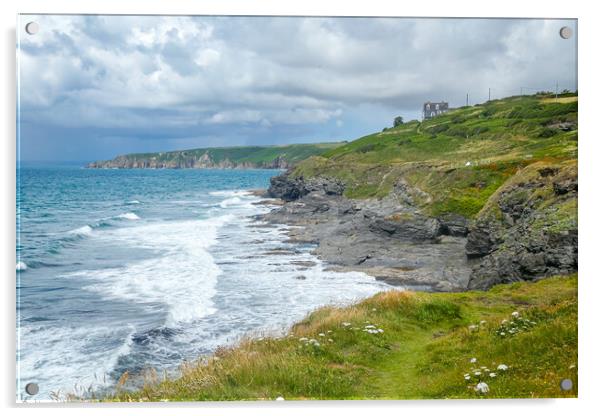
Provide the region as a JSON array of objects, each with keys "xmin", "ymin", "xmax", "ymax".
[{"xmin": 16, "ymin": 163, "xmax": 390, "ymax": 401}]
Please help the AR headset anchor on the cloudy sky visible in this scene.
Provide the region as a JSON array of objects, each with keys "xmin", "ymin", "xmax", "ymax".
[{"xmin": 17, "ymin": 15, "xmax": 577, "ymax": 162}]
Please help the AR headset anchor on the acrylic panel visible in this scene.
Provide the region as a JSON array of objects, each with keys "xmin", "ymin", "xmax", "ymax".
[{"xmin": 16, "ymin": 15, "xmax": 578, "ymax": 402}]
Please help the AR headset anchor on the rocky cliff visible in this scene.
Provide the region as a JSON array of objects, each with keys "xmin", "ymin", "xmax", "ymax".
[
  {"xmin": 263, "ymin": 94, "xmax": 578, "ymax": 290},
  {"xmin": 264, "ymin": 163, "xmax": 577, "ymax": 291},
  {"xmin": 87, "ymin": 143, "xmax": 343, "ymax": 170},
  {"xmin": 465, "ymin": 161, "xmax": 577, "ymax": 289}
]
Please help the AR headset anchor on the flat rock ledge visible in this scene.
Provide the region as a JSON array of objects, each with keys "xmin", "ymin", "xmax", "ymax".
[{"xmin": 261, "ymin": 175, "xmax": 472, "ymax": 292}]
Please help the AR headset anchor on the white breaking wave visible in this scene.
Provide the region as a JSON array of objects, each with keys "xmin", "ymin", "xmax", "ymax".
[
  {"xmin": 18, "ymin": 323, "xmax": 136, "ymax": 401},
  {"xmin": 66, "ymin": 214, "xmax": 235, "ymax": 326},
  {"xmin": 68, "ymin": 225, "xmax": 93, "ymax": 236},
  {"xmin": 209, "ymin": 190, "xmax": 251, "ymax": 197},
  {"xmin": 126, "ymin": 200, "xmax": 140, "ymax": 205},
  {"xmin": 219, "ymin": 196, "xmax": 243, "ymax": 208},
  {"xmin": 116, "ymin": 212, "xmax": 140, "ymax": 220},
  {"xmin": 16, "ymin": 261, "xmax": 27, "ymax": 271}
]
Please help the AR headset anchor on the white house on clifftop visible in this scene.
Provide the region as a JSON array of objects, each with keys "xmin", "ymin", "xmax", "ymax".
[{"xmin": 423, "ymin": 101, "xmax": 449, "ymax": 120}]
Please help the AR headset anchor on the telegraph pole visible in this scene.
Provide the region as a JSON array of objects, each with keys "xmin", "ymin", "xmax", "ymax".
[
  {"xmin": 488, "ymin": 88, "xmax": 491, "ymax": 101},
  {"xmin": 466, "ymin": 93, "xmax": 469, "ymax": 107}
]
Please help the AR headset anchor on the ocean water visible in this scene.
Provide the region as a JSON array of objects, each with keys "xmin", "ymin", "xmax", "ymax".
[{"xmin": 16, "ymin": 164, "xmax": 390, "ymax": 401}]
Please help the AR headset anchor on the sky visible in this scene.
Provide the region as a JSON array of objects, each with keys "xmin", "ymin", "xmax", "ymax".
[{"xmin": 17, "ymin": 15, "xmax": 577, "ymax": 162}]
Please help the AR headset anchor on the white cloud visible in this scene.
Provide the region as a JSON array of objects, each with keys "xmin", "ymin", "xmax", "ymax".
[{"xmin": 18, "ymin": 16, "xmax": 577, "ymax": 134}]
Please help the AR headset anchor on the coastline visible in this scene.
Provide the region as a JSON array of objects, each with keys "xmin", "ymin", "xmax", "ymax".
[{"xmin": 254, "ymin": 185, "xmax": 472, "ymax": 292}]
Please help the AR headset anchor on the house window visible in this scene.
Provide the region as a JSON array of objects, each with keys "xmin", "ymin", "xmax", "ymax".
[
  {"xmin": 426, "ymin": 104, "xmax": 430, "ymax": 110},
  {"xmin": 436, "ymin": 104, "xmax": 440, "ymax": 110}
]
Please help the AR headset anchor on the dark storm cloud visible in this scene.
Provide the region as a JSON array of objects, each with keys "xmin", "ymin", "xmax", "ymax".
[{"xmin": 17, "ymin": 15, "xmax": 577, "ymax": 161}]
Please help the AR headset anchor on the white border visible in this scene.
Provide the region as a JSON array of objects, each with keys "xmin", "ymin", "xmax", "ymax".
[{"xmin": 2, "ymin": 1, "xmax": 600, "ymax": 415}]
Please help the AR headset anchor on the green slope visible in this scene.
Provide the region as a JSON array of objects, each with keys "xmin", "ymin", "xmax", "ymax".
[{"xmin": 292, "ymin": 93, "xmax": 577, "ymax": 218}]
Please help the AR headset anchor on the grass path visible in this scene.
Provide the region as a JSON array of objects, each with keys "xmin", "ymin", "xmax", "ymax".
[{"xmin": 108, "ymin": 275, "xmax": 577, "ymax": 402}]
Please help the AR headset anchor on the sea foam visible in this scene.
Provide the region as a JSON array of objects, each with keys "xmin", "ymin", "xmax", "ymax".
[
  {"xmin": 116, "ymin": 212, "xmax": 140, "ymax": 220},
  {"xmin": 210, "ymin": 190, "xmax": 251, "ymax": 197},
  {"xmin": 16, "ymin": 261, "xmax": 28, "ymax": 271},
  {"xmin": 219, "ymin": 197, "xmax": 243, "ymax": 208},
  {"xmin": 66, "ymin": 214, "xmax": 235, "ymax": 326},
  {"xmin": 68, "ymin": 225, "xmax": 94, "ymax": 236}
]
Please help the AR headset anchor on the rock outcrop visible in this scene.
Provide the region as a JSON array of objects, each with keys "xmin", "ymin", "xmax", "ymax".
[
  {"xmin": 267, "ymin": 174, "xmax": 345, "ymax": 201},
  {"xmin": 466, "ymin": 162, "xmax": 577, "ymax": 289},
  {"xmin": 262, "ymin": 173, "xmax": 472, "ymax": 291},
  {"xmin": 263, "ymin": 161, "xmax": 577, "ymax": 292}
]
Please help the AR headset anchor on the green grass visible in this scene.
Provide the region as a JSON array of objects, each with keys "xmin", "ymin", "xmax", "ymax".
[
  {"xmin": 291, "ymin": 93, "xmax": 578, "ymax": 218},
  {"xmin": 110, "ymin": 275, "xmax": 577, "ymax": 401}
]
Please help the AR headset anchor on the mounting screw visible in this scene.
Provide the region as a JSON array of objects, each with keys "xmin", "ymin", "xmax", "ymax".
[
  {"xmin": 559, "ymin": 26, "xmax": 573, "ymax": 39},
  {"xmin": 560, "ymin": 378, "xmax": 573, "ymax": 391},
  {"xmin": 25, "ymin": 22, "xmax": 39, "ymax": 35},
  {"xmin": 25, "ymin": 382, "xmax": 39, "ymax": 395}
]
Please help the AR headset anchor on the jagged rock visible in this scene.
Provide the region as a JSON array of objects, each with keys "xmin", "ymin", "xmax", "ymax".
[
  {"xmin": 369, "ymin": 215, "xmax": 441, "ymax": 242},
  {"xmin": 267, "ymin": 174, "xmax": 345, "ymax": 201},
  {"xmin": 553, "ymin": 177, "xmax": 577, "ymax": 195},
  {"xmin": 467, "ymin": 163, "xmax": 577, "ymax": 289},
  {"xmin": 465, "ymin": 224, "xmax": 496, "ymax": 258},
  {"xmin": 267, "ymin": 174, "xmax": 309, "ymax": 201},
  {"xmin": 439, "ymin": 213, "xmax": 469, "ymax": 237}
]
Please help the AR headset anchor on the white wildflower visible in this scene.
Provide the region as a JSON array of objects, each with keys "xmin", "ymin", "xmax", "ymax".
[
  {"xmin": 511, "ymin": 311, "xmax": 520, "ymax": 318},
  {"xmin": 474, "ymin": 371, "xmax": 482, "ymax": 376},
  {"xmin": 299, "ymin": 337, "xmax": 308, "ymax": 342},
  {"xmin": 328, "ymin": 339, "xmax": 334, "ymax": 343},
  {"xmin": 372, "ymin": 308, "xmax": 377, "ymax": 312},
  {"xmin": 275, "ymin": 396, "xmax": 285, "ymax": 401},
  {"xmin": 501, "ymin": 319, "xmax": 508, "ymax": 324},
  {"xmin": 497, "ymin": 364, "xmax": 508, "ymax": 371},
  {"xmin": 327, "ymin": 330, "xmax": 333, "ymax": 333},
  {"xmin": 464, "ymin": 375, "xmax": 471, "ymax": 380},
  {"xmin": 468, "ymin": 325, "xmax": 478, "ymax": 331},
  {"xmin": 480, "ymin": 320, "xmax": 487, "ymax": 325},
  {"xmin": 318, "ymin": 333, "xmax": 325, "ymax": 337},
  {"xmin": 365, "ymin": 325, "xmax": 376, "ymax": 329},
  {"xmin": 470, "ymin": 358, "xmax": 477, "ymax": 363},
  {"xmin": 342, "ymin": 322, "xmax": 351, "ymax": 327},
  {"xmin": 489, "ymin": 373, "xmax": 497, "ymax": 378},
  {"xmin": 464, "ymin": 373, "xmax": 470, "ymax": 377},
  {"xmin": 475, "ymin": 382, "xmax": 490, "ymax": 394},
  {"xmin": 500, "ymin": 332, "xmax": 506, "ymax": 336},
  {"xmin": 377, "ymin": 328, "xmax": 384, "ymax": 333}
]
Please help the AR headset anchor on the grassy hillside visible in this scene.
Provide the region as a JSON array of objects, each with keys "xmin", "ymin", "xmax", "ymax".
[
  {"xmin": 88, "ymin": 142, "xmax": 344, "ymax": 169},
  {"xmin": 111, "ymin": 275, "xmax": 577, "ymax": 401},
  {"xmin": 292, "ymin": 93, "xmax": 577, "ymax": 218}
]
